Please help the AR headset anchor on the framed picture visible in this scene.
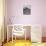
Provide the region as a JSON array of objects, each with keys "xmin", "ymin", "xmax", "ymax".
[{"xmin": 23, "ymin": 5, "xmax": 31, "ymax": 15}]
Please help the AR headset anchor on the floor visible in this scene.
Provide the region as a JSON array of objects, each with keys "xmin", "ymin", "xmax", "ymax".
[
  {"xmin": 3, "ymin": 40, "xmax": 31, "ymax": 46},
  {"xmin": 3, "ymin": 40, "xmax": 46, "ymax": 46}
]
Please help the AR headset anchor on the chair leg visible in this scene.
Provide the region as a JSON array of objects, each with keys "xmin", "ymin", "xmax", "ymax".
[
  {"xmin": 15, "ymin": 36, "xmax": 16, "ymax": 43},
  {"xmin": 1, "ymin": 42, "xmax": 3, "ymax": 46},
  {"xmin": 12, "ymin": 31, "xmax": 13, "ymax": 43},
  {"xmin": 25, "ymin": 30, "xmax": 26, "ymax": 43}
]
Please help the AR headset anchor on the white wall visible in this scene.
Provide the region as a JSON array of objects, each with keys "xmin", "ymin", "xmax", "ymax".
[{"xmin": 7, "ymin": 0, "xmax": 46, "ymax": 37}]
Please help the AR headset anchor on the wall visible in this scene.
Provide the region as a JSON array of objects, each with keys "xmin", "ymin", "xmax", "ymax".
[{"xmin": 6, "ymin": 0, "xmax": 46, "ymax": 37}]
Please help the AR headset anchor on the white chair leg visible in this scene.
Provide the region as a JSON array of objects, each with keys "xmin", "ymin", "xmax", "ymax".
[
  {"xmin": 25, "ymin": 30, "xmax": 26, "ymax": 42},
  {"xmin": 15, "ymin": 35, "xmax": 16, "ymax": 43},
  {"xmin": 7, "ymin": 26, "xmax": 8, "ymax": 43},
  {"xmin": 12, "ymin": 30, "xmax": 13, "ymax": 43}
]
